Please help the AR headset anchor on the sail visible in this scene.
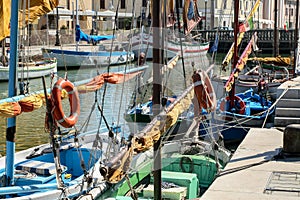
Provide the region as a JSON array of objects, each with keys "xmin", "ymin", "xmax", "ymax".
[
  {"xmin": 0, "ymin": 0, "xmax": 59, "ymax": 41},
  {"xmin": 0, "ymin": 0, "xmax": 11, "ymax": 41},
  {"xmin": 77, "ymin": 71, "xmax": 142, "ymax": 93},
  {"xmin": 183, "ymin": 0, "xmax": 201, "ymax": 35},
  {"xmin": 101, "ymin": 84, "xmax": 195, "ymax": 183},
  {"xmin": 0, "ymin": 70, "xmax": 143, "ymax": 117},
  {"xmin": 224, "ymin": 33, "xmax": 256, "ymax": 92},
  {"xmin": 76, "ymin": 25, "xmax": 114, "ymax": 43},
  {"xmin": 221, "ymin": 0, "xmax": 261, "ymax": 69},
  {"xmin": 248, "ymin": 56, "xmax": 292, "ymax": 66}
]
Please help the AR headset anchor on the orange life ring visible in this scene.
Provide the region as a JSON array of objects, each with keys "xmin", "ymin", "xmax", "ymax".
[
  {"xmin": 192, "ymin": 70, "xmax": 216, "ymax": 113},
  {"xmin": 52, "ymin": 79, "xmax": 80, "ymax": 128},
  {"xmin": 220, "ymin": 95, "xmax": 246, "ymax": 115}
]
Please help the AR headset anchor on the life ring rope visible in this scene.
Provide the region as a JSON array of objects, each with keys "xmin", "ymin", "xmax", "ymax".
[{"xmin": 51, "ymin": 79, "xmax": 80, "ymax": 128}]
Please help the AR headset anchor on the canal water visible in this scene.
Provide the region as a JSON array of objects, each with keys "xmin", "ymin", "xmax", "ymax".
[{"xmin": 0, "ymin": 55, "xmax": 210, "ymax": 156}]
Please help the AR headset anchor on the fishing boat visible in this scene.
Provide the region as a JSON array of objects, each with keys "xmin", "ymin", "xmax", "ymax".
[
  {"xmin": 210, "ymin": 0, "xmax": 276, "ymax": 143},
  {"xmin": 0, "ymin": 58, "xmax": 57, "ymax": 81},
  {"xmin": 42, "ymin": 0, "xmax": 135, "ymax": 69},
  {"xmin": 0, "ymin": 1, "xmax": 231, "ymax": 199},
  {"xmin": 42, "ymin": 25, "xmax": 135, "ymax": 68},
  {"xmin": 129, "ymin": 0, "xmax": 209, "ymax": 60},
  {"xmin": 86, "ymin": 0, "xmax": 230, "ymax": 199},
  {"xmin": 124, "ymin": 55, "xmax": 179, "ymax": 128},
  {"xmin": 218, "ymin": 0, "xmax": 294, "ymax": 101},
  {"xmin": 212, "ymin": 55, "xmax": 292, "ymax": 101},
  {"xmin": 0, "ymin": 0, "xmax": 143, "ymax": 198},
  {"xmin": 0, "ymin": 0, "xmax": 57, "ymax": 82},
  {"xmin": 212, "ymin": 88, "xmax": 275, "ymax": 142},
  {"xmin": 87, "ymin": 73, "xmax": 231, "ymax": 199}
]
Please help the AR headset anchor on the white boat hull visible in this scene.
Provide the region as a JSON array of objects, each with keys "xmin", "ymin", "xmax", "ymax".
[
  {"xmin": 130, "ymin": 34, "xmax": 209, "ymax": 59},
  {"xmin": 0, "ymin": 60, "xmax": 57, "ymax": 81},
  {"xmin": 42, "ymin": 48, "xmax": 135, "ymax": 68}
]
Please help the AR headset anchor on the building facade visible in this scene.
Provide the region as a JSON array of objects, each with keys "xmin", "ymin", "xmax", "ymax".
[{"xmin": 35, "ymin": 0, "xmax": 299, "ymax": 32}]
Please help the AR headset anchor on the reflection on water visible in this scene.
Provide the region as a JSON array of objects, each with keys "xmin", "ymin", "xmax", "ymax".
[{"xmin": 0, "ymin": 55, "xmax": 210, "ymax": 156}]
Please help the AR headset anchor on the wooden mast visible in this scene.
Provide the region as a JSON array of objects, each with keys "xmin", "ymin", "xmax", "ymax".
[
  {"xmin": 152, "ymin": 0, "xmax": 163, "ymax": 199},
  {"xmin": 274, "ymin": 0, "xmax": 279, "ymax": 56},
  {"xmin": 229, "ymin": 0, "xmax": 239, "ymax": 104}
]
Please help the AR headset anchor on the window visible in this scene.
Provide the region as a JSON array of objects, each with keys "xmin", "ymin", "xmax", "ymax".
[
  {"xmin": 290, "ymin": 8, "xmax": 293, "ymax": 16},
  {"xmin": 121, "ymin": 0, "xmax": 125, "ymax": 9},
  {"xmin": 223, "ymin": 0, "xmax": 227, "ymax": 9},
  {"xmin": 100, "ymin": 0, "xmax": 105, "ymax": 9}
]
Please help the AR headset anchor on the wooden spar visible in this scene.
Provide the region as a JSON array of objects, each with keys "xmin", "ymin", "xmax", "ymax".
[
  {"xmin": 152, "ymin": 0, "xmax": 162, "ymax": 198},
  {"xmin": 274, "ymin": 0, "xmax": 279, "ymax": 57},
  {"xmin": 5, "ymin": 0, "xmax": 19, "ymax": 186},
  {"xmin": 229, "ymin": 0, "xmax": 239, "ymax": 106}
]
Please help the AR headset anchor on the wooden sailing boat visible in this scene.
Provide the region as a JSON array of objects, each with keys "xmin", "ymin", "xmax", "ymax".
[
  {"xmin": 73, "ymin": 0, "xmax": 231, "ymax": 199},
  {"xmin": 212, "ymin": 0, "xmax": 275, "ymax": 143},
  {"xmin": 124, "ymin": 54, "xmax": 179, "ymax": 128},
  {"xmin": 0, "ymin": 1, "xmax": 144, "ymax": 198},
  {"xmin": 0, "ymin": 0, "xmax": 57, "ymax": 81},
  {"xmin": 0, "ymin": 1, "xmax": 230, "ymax": 199},
  {"xmin": 218, "ymin": 0, "xmax": 293, "ymax": 101},
  {"xmin": 129, "ymin": 0, "xmax": 209, "ymax": 60},
  {"xmin": 42, "ymin": 1, "xmax": 134, "ymax": 69}
]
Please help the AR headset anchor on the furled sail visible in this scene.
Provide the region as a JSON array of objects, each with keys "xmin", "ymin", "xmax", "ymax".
[
  {"xmin": 221, "ymin": 0, "xmax": 261, "ymax": 69},
  {"xmin": 0, "ymin": 0, "xmax": 10, "ymax": 41},
  {"xmin": 0, "ymin": 70, "xmax": 143, "ymax": 117},
  {"xmin": 0, "ymin": 0, "xmax": 59, "ymax": 41},
  {"xmin": 101, "ymin": 84, "xmax": 195, "ymax": 183},
  {"xmin": 248, "ymin": 56, "xmax": 292, "ymax": 66},
  {"xmin": 76, "ymin": 25, "xmax": 114, "ymax": 43},
  {"xmin": 224, "ymin": 33, "xmax": 257, "ymax": 92},
  {"xmin": 183, "ymin": 0, "xmax": 201, "ymax": 35},
  {"xmin": 77, "ymin": 71, "xmax": 142, "ymax": 93}
]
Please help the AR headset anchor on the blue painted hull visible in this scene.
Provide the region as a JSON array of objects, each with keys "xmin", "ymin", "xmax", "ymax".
[{"xmin": 212, "ymin": 89, "xmax": 275, "ymax": 143}]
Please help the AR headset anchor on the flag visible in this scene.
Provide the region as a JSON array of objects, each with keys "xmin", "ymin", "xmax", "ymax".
[
  {"xmin": 284, "ymin": 21, "xmax": 288, "ymax": 32},
  {"xmin": 209, "ymin": 35, "xmax": 218, "ymax": 53},
  {"xmin": 248, "ymin": 17, "xmax": 254, "ymax": 30},
  {"xmin": 239, "ymin": 17, "xmax": 254, "ymax": 33}
]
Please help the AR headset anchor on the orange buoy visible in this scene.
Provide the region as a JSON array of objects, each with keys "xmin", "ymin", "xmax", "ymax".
[
  {"xmin": 192, "ymin": 70, "xmax": 216, "ymax": 113},
  {"xmin": 220, "ymin": 95, "xmax": 246, "ymax": 115},
  {"xmin": 51, "ymin": 79, "xmax": 80, "ymax": 128}
]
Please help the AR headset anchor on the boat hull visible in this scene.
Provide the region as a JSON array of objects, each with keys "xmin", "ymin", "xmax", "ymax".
[
  {"xmin": 130, "ymin": 34, "xmax": 209, "ymax": 59},
  {"xmin": 0, "ymin": 60, "xmax": 57, "ymax": 81},
  {"xmin": 0, "ymin": 130, "xmax": 110, "ymax": 200},
  {"xmin": 42, "ymin": 48, "xmax": 135, "ymax": 68},
  {"xmin": 212, "ymin": 89, "xmax": 275, "ymax": 143}
]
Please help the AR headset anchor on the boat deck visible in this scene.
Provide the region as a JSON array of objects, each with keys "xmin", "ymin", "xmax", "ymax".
[{"xmin": 202, "ymin": 127, "xmax": 300, "ymax": 199}]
